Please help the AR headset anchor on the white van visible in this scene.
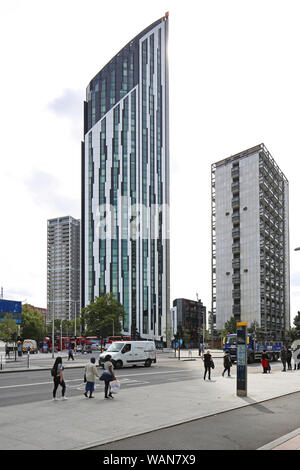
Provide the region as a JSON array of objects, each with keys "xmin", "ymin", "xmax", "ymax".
[
  {"xmin": 99, "ymin": 341, "xmax": 156, "ymax": 369},
  {"xmin": 22, "ymin": 339, "xmax": 38, "ymax": 354}
]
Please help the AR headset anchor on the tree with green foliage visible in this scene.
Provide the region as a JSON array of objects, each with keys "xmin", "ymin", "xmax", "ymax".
[
  {"xmin": 45, "ymin": 317, "xmax": 82, "ymax": 337},
  {"xmin": 45, "ymin": 319, "xmax": 62, "ymax": 337},
  {"xmin": 81, "ymin": 293, "xmax": 125, "ymax": 338},
  {"xmin": 224, "ymin": 316, "xmax": 237, "ymax": 334},
  {"xmin": 293, "ymin": 311, "xmax": 300, "ymax": 333},
  {"xmin": 21, "ymin": 304, "xmax": 45, "ymax": 343},
  {"xmin": 182, "ymin": 328, "xmax": 191, "ymax": 348},
  {"xmin": 289, "ymin": 328, "xmax": 298, "ymax": 343},
  {"xmin": 0, "ymin": 314, "xmax": 18, "ymax": 342}
]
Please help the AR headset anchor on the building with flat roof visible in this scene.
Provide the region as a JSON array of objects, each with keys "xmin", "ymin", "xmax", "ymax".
[
  {"xmin": 172, "ymin": 298, "xmax": 206, "ymax": 348},
  {"xmin": 81, "ymin": 14, "xmax": 170, "ymax": 342},
  {"xmin": 211, "ymin": 144, "xmax": 290, "ymax": 340},
  {"xmin": 47, "ymin": 216, "xmax": 80, "ymax": 323}
]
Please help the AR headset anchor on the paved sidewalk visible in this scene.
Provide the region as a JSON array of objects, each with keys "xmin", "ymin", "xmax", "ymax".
[
  {"xmin": 258, "ymin": 428, "xmax": 300, "ymax": 450},
  {"xmin": 0, "ymin": 358, "xmax": 300, "ymax": 450}
]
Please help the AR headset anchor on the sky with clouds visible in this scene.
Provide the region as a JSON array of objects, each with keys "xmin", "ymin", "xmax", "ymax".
[{"xmin": 1, "ymin": 0, "xmax": 300, "ymax": 324}]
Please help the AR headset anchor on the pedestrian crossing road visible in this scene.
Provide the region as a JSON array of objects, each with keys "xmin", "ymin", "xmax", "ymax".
[{"xmin": 0, "ymin": 366, "xmax": 200, "ymax": 407}]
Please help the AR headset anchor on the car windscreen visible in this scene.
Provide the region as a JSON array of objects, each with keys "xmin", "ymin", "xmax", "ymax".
[
  {"xmin": 225, "ymin": 337, "xmax": 236, "ymax": 345},
  {"xmin": 106, "ymin": 342, "xmax": 124, "ymax": 352}
]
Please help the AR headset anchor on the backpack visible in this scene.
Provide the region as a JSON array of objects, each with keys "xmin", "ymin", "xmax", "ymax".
[
  {"xmin": 51, "ymin": 366, "xmax": 56, "ymax": 377},
  {"xmin": 224, "ymin": 355, "xmax": 232, "ymax": 367}
]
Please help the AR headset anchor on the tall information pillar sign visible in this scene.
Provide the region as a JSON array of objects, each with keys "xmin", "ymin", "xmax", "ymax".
[{"xmin": 236, "ymin": 322, "xmax": 247, "ymax": 397}]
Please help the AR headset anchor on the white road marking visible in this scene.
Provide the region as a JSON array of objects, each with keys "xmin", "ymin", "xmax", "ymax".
[
  {"xmin": 0, "ymin": 369, "xmax": 191, "ymax": 390},
  {"xmin": 70, "ymin": 377, "xmax": 150, "ymax": 390}
]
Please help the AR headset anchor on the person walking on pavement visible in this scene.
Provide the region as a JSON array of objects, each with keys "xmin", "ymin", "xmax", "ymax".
[
  {"xmin": 68, "ymin": 347, "xmax": 74, "ymax": 361},
  {"xmin": 52, "ymin": 357, "xmax": 67, "ymax": 400},
  {"xmin": 100, "ymin": 355, "xmax": 116, "ymax": 398},
  {"xmin": 286, "ymin": 347, "xmax": 292, "ymax": 371},
  {"xmin": 291, "ymin": 342, "xmax": 300, "ymax": 370},
  {"xmin": 261, "ymin": 350, "xmax": 269, "ymax": 374},
  {"xmin": 294, "ymin": 350, "xmax": 300, "ymax": 370},
  {"xmin": 222, "ymin": 350, "xmax": 232, "ymax": 377},
  {"xmin": 84, "ymin": 357, "xmax": 99, "ymax": 398},
  {"xmin": 5, "ymin": 343, "xmax": 10, "ymax": 358},
  {"xmin": 293, "ymin": 351, "xmax": 299, "ymax": 370},
  {"xmin": 202, "ymin": 350, "xmax": 213, "ymax": 380},
  {"xmin": 280, "ymin": 345, "xmax": 287, "ymax": 372}
]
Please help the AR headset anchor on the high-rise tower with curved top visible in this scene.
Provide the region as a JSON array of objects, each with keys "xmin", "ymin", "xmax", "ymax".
[{"xmin": 81, "ymin": 14, "xmax": 170, "ymax": 342}]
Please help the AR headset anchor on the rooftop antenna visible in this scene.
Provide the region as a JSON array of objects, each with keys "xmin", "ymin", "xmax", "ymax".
[{"xmin": 0, "ymin": 287, "xmax": 3, "ymax": 299}]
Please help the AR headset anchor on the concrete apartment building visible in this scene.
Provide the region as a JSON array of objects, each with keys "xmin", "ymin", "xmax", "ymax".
[
  {"xmin": 211, "ymin": 144, "xmax": 290, "ymax": 340},
  {"xmin": 47, "ymin": 216, "xmax": 80, "ymax": 323}
]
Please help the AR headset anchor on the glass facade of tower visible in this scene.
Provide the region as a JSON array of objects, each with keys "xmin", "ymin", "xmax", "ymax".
[{"xmin": 81, "ymin": 15, "xmax": 170, "ymax": 342}]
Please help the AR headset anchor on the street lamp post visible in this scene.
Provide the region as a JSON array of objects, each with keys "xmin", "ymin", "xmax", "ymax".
[
  {"xmin": 74, "ymin": 300, "xmax": 77, "ymax": 339},
  {"xmin": 203, "ymin": 308, "xmax": 206, "ymax": 352},
  {"xmin": 52, "ymin": 299, "xmax": 55, "ymax": 359},
  {"xmin": 60, "ymin": 321, "xmax": 63, "ymax": 352}
]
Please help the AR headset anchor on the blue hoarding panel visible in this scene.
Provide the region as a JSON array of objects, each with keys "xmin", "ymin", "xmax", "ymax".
[{"xmin": 0, "ymin": 299, "xmax": 22, "ymax": 324}]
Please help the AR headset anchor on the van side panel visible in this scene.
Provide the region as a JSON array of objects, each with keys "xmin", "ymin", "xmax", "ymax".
[{"xmin": 99, "ymin": 341, "xmax": 156, "ymax": 367}]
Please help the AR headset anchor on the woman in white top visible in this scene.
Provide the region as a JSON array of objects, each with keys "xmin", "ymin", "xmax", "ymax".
[{"xmin": 103, "ymin": 354, "xmax": 116, "ymax": 399}]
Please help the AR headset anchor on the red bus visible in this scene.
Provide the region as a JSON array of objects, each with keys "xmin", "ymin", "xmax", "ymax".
[
  {"xmin": 75, "ymin": 337, "xmax": 86, "ymax": 346},
  {"xmin": 85, "ymin": 336, "xmax": 98, "ymax": 345},
  {"xmin": 56, "ymin": 337, "xmax": 72, "ymax": 351},
  {"xmin": 106, "ymin": 335, "xmax": 131, "ymax": 344},
  {"xmin": 74, "ymin": 336, "xmax": 102, "ymax": 351}
]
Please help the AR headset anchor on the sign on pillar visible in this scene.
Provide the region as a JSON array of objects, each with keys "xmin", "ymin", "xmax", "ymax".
[{"xmin": 236, "ymin": 322, "xmax": 247, "ymax": 397}]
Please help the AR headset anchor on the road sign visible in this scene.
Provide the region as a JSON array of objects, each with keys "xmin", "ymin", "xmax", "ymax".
[{"xmin": 0, "ymin": 299, "xmax": 22, "ymax": 324}]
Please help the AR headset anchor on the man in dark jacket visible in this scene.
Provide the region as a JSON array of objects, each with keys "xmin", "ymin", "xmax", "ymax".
[
  {"xmin": 280, "ymin": 346, "xmax": 287, "ymax": 372},
  {"xmin": 222, "ymin": 351, "xmax": 232, "ymax": 377},
  {"xmin": 202, "ymin": 350, "xmax": 213, "ymax": 380},
  {"xmin": 286, "ymin": 347, "xmax": 292, "ymax": 370}
]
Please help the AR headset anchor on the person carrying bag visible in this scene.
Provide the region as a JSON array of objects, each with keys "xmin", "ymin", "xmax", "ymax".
[
  {"xmin": 110, "ymin": 379, "xmax": 121, "ymax": 394},
  {"xmin": 99, "ymin": 355, "xmax": 116, "ymax": 399}
]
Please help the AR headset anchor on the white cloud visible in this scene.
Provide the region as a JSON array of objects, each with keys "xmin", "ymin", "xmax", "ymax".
[{"xmin": 23, "ymin": 170, "xmax": 79, "ymax": 215}]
